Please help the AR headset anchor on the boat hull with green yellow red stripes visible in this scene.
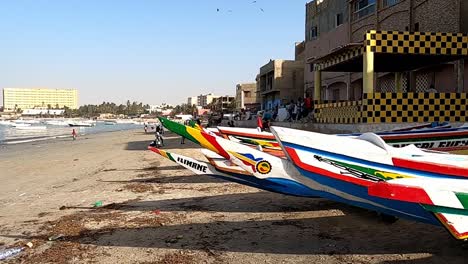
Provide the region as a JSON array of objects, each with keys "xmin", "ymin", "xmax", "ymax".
[
  {"xmin": 159, "ymin": 117, "xmax": 468, "ymax": 240},
  {"xmin": 271, "ymin": 126, "xmax": 468, "ymax": 240}
]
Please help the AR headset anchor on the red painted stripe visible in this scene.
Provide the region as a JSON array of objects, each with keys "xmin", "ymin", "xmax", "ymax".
[
  {"xmin": 285, "ymin": 147, "xmax": 373, "ymax": 187},
  {"xmin": 367, "ymin": 182, "xmax": 434, "ymax": 205},
  {"xmin": 200, "ymin": 131, "xmax": 231, "ymax": 159},
  {"xmin": 148, "ymin": 146, "xmax": 160, "ymax": 154},
  {"xmin": 392, "ymin": 157, "xmax": 468, "ymax": 178},
  {"xmin": 435, "ymin": 213, "xmax": 468, "ymax": 240}
]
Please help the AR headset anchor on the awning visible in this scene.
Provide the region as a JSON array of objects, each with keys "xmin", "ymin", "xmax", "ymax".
[{"xmin": 310, "ymin": 30, "xmax": 468, "ymax": 72}]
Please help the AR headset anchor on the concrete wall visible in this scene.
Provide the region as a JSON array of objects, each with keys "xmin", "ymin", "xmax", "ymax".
[
  {"xmin": 304, "ymin": 24, "xmax": 350, "ymax": 101},
  {"xmin": 258, "ymin": 60, "xmax": 304, "ymax": 109},
  {"xmin": 304, "ymin": 23, "xmax": 350, "ymax": 60},
  {"xmin": 236, "ymin": 83, "xmax": 259, "ymax": 110},
  {"xmin": 378, "ymin": 0, "xmax": 411, "ymax": 31},
  {"xmin": 350, "ymin": 0, "xmax": 462, "ymax": 41},
  {"xmin": 277, "ymin": 60, "xmax": 305, "ymax": 104},
  {"xmin": 414, "ymin": 0, "xmax": 460, "ymax": 33},
  {"xmin": 305, "ymin": 0, "xmax": 348, "ymax": 41}
]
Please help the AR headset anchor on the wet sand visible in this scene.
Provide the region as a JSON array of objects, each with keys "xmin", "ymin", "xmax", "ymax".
[{"xmin": 0, "ymin": 130, "xmax": 467, "ymax": 263}]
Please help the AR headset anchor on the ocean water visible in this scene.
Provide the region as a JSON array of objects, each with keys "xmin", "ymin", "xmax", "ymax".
[{"xmin": 0, "ymin": 122, "xmax": 143, "ymax": 144}]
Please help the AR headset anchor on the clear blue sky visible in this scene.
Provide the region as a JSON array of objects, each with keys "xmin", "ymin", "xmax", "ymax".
[{"xmin": 0, "ymin": 0, "xmax": 307, "ymax": 106}]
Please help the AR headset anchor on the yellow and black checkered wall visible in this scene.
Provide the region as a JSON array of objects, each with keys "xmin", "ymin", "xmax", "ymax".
[
  {"xmin": 314, "ymin": 93, "xmax": 468, "ymax": 124},
  {"xmin": 366, "ymin": 30, "xmax": 468, "ymax": 55},
  {"xmin": 314, "ymin": 100, "xmax": 362, "ymax": 124},
  {"xmin": 361, "ymin": 93, "xmax": 467, "ymax": 123}
]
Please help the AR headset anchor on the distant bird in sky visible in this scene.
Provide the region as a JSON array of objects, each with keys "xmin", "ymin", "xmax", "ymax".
[
  {"xmin": 217, "ymin": 8, "xmax": 219, "ymax": 12},
  {"xmin": 252, "ymin": 1, "xmax": 257, "ymax": 3},
  {"xmin": 260, "ymin": 8, "xmax": 264, "ymax": 12}
]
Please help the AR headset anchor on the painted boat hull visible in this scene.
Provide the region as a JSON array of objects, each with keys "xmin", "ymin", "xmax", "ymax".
[
  {"xmin": 271, "ymin": 126, "xmax": 468, "ymax": 240},
  {"xmin": 217, "ymin": 125, "xmax": 468, "ymax": 152},
  {"xmin": 148, "ymin": 146, "xmax": 318, "ymax": 197},
  {"xmin": 161, "ymin": 117, "xmax": 457, "ymax": 236}
]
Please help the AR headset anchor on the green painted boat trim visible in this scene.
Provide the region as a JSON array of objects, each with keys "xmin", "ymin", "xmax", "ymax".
[
  {"xmin": 330, "ymin": 159, "xmax": 408, "ymax": 181},
  {"xmin": 159, "ymin": 117, "xmax": 199, "ymax": 144},
  {"xmin": 422, "ymin": 204, "xmax": 468, "ymax": 216},
  {"xmin": 455, "ymin": 193, "xmax": 468, "ymax": 209},
  {"xmin": 166, "ymin": 152, "xmax": 176, "ymax": 162}
]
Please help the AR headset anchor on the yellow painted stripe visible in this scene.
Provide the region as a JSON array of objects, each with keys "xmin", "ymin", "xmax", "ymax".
[
  {"xmin": 187, "ymin": 126, "xmax": 219, "ymax": 153},
  {"xmin": 229, "ymin": 151, "xmax": 256, "ymax": 166}
]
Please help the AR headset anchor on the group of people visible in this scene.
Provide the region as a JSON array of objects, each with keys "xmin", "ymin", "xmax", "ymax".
[
  {"xmin": 260, "ymin": 95, "xmax": 315, "ymax": 130},
  {"xmin": 286, "ymin": 95, "xmax": 314, "ymax": 122}
]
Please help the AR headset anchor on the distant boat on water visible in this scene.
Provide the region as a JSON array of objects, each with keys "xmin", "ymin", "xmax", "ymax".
[
  {"xmin": 104, "ymin": 120, "xmax": 117, "ymax": 125},
  {"xmin": 68, "ymin": 120, "xmax": 95, "ymax": 127},
  {"xmin": 45, "ymin": 120, "xmax": 70, "ymax": 126}
]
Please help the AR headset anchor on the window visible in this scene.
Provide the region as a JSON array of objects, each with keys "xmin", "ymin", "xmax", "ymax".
[
  {"xmin": 310, "ymin": 26, "xmax": 318, "ymax": 40},
  {"xmin": 332, "ymin": 89, "xmax": 340, "ymax": 101},
  {"xmin": 309, "ymin": 63, "xmax": 314, "ymax": 72},
  {"xmin": 335, "ymin": 13, "xmax": 343, "ymax": 27},
  {"xmin": 383, "ymin": 0, "xmax": 400, "ymax": 8},
  {"xmin": 414, "ymin": 22, "xmax": 420, "ymax": 31},
  {"xmin": 353, "ymin": 0, "xmax": 376, "ymax": 20}
]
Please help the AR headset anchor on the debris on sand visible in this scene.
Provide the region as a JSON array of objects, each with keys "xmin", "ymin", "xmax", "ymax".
[
  {"xmin": 19, "ymin": 241, "xmax": 95, "ymax": 263},
  {"xmin": 0, "ymin": 247, "xmax": 24, "ymax": 261},
  {"xmin": 48, "ymin": 234, "xmax": 65, "ymax": 241},
  {"xmin": 123, "ymin": 183, "xmax": 154, "ymax": 193},
  {"xmin": 155, "ymin": 252, "xmax": 196, "ymax": 264}
]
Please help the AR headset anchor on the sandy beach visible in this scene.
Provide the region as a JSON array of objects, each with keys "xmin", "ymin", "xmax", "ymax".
[{"xmin": 0, "ymin": 130, "xmax": 467, "ymax": 263}]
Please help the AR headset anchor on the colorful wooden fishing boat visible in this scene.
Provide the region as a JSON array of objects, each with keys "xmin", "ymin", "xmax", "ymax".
[
  {"xmin": 148, "ymin": 146, "xmax": 318, "ymax": 197},
  {"xmin": 215, "ymin": 124, "xmax": 468, "ymax": 152},
  {"xmin": 271, "ymin": 126, "xmax": 468, "ymax": 240},
  {"xmin": 160, "ymin": 117, "xmax": 468, "ymax": 240},
  {"xmin": 158, "ymin": 117, "xmax": 303, "ymax": 181}
]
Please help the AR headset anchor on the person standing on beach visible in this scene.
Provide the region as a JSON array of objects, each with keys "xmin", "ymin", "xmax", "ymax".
[
  {"xmin": 155, "ymin": 124, "xmax": 164, "ymax": 146},
  {"xmin": 181, "ymin": 119, "xmax": 190, "ymax": 144},
  {"xmin": 72, "ymin": 129, "xmax": 77, "ymax": 140}
]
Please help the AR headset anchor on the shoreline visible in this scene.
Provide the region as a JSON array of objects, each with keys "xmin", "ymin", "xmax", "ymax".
[{"xmin": 0, "ymin": 125, "xmax": 143, "ymax": 146}]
